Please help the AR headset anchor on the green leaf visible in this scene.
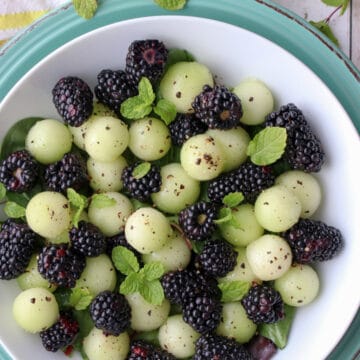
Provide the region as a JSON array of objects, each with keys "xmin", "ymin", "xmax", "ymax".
[
  {"xmin": 142, "ymin": 262, "xmax": 165, "ymax": 281},
  {"xmin": 154, "ymin": 0, "xmax": 187, "ymax": 11},
  {"xmin": 309, "ymin": 20, "xmax": 340, "ymax": 46},
  {"xmin": 340, "ymin": 0, "xmax": 350, "ymax": 15},
  {"xmin": 90, "ymin": 193, "xmax": 116, "ymax": 208},
  {"xmin": 140, "ymin": 279, "xmax": 165, "ymax": 305},
  {"xmin": 132, "ymin": 162, "xmax": 151, "ymax": 179},
  {"xmin": 112, "ymin": 246, "xmax": 140, "ymax": 275},
  {"xmin": 138, "ymin": 77, "xmax": 156, "ymax": 104},
  {"xmin": 191, "ymin": 240, "xmax": 205, "ymax": 254},
  {"xmin": 120, "ymin": 272, "xmax": 143, "ymax": 294},
  {"xmin": 0, "ymin": 183, "xmax": 6, "ymax": 201},
  {"xmin": 67, "ymin": 188, "xmax": 88, "ymax": 227},
  {"xmin": 153, "ymin": 99, "xmax": 177, "ymax": 125},
  {"xmin": 218, "ymin": 281, "xmax": 251, "ymax": 302},
  {"xmin": 166, "ymin": 48, "xmax": 195, "ymax": 70},
  {"xmin": 69, "ymin": 288, "xmax": 93, "ymax": 310},
  {"xmin": 247, "ymin": 127, "xmax": 287, "ymax": 166},
  {"xmin": 259, "ymin": 305, "xmax": 296, "ymax": 349},
  {"xmin": 222, "ymin": 192, "xmax": 244, "ymax": 208},
  {"xmin": 4, "ymin": 201, "xmax": 26, "ymax": 218},
  {"xmin": 72, "ymin": 0, "xmax": 98, "ymax": 19},
  {"xmin": 120, "ymin": 96, "xmax": 153, "ymax": 120},
  {"xmin": 214, "ymin": 207, "xmax": 233, "ymax": 225},
  {"xmin": 321, "ymin": 0, "xmax": 344, "ymax": 6}
]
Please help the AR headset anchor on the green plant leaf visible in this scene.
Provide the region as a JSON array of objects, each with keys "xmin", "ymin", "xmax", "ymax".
[
  {"xmin": 69, "ymin": 287, "xmax": 93, "ymax": 310},
  {"xmin": 321, "ymin": 0, "xmax": 344, "ymax": 6},
  {"xmin": 120, "ymin": 96, "xmax": 153, "ymax": 120},
  {"xmin": 72, "ymin": 0, "xmax": 98, "ymax": 19},
  {"xmin": 309, "ymin": 20, "xmax": 340, "ymax": 46},
  {"xmin": 153, "ymin": 99, "xmax": 177, "ymax": 125},
  {"xmin": 67, "ymin": 188, "xmax": 88, "ymax": 227},
  {"xmin": 191, "ymin": 240, "xmax": 205, "ymax": 254},
  {"xmin": 0, "ymin": 183, "xmax": 6, "ymax": 201},
  {"xmin": 340, "ymin": 0, "xmax": 350, "ymax": 15},
  {"xmin": 4, "ymin": 201, "xmax": 26, "ymax": 218},
  {"xmin": 90, "ymin": 193, "xmax": 116, "ymax": 208},
  {"xmin": 154, "ymin": 0, "xmax": 187, "ymax": 11},
  {"xmin": 132, "ymin": 162, "xmax": 151, "ymax": 179},
  {"xmin": 138, "ymin": 77, "xmax": 156, "ymax": 104},
  {"xmin": 140, "ymin": 279, "xmax": 165, "ymax": 305},
  {"xmin": 214, "ymin": 207, "xmax": 232, "ymax": 225},
  {"xmin": 222, "ymin": 192, "xmax": 244, "ymax": 208},
  {"xmin": 112, "ymin": 246, "xmax": 140, "ymax": 275},
  {"xmin": 142, "ymin": 262, "xmax": 165, "ymax": 282},
  {"xmin": 218, "ymin": 281, "xmax": 251, "ymax": 302},
  {"xmin": 119, "ymin": 272, "xmax": 143, "ymax": 294},
  {"xmin": 165, "ymin": 48, "xmax": 195, "ymax": 70}
]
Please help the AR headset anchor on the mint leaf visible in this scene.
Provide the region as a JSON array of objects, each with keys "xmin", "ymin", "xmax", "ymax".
[
  {"xmin": 166, "ymin": 48, "xmax": 195, "ymax": 69},
  {"xmin": 218, "ymin": 281, "xmax": 251, "ymax": 302},
  {"xmin": 120, "ymin": 272, "xmax": 143, "ymax": 294},
  {"xmin": 154, "ymin": 0, "xmax": 187, "ymax": 11},
  {"xmin": 222, "ymin": 192, "xmax": 244, "ymax": 208},
  {"xmin": 67, "ymin": 188, "xmax": 88, "ymax": 227},
  {"xmin": 70, "ymin": 288, "xmax": 93, "ymax": 310},
  {"xmin": 0, "ymin": 183, "xmax": 6, "ymax": 201},
  {"xmin": 91, "ymin": 193, "xmax": 116, "ymax": 208},
  {"xmin": 191, "ymin": 240, "xmax": 205, "ymax": 254},
  {"xmin": 72, "ymin": 0, "xmax": 98, "ymax": 19},
  {"xmin": 120, "ymin": 96, "xmax": 152, "ymax": 119},
  {"xmin": 112, "ymin": 246, "xmax": 140, "ymax": 275},
  {"xmin": 140, "ymin": 280, "xmax": 164, "ymax": 305},
  {"xmin": 142, "ymin": 262, "xmax": 165, "ymax": 281},
  {"xmin": 309, "ymin": 20, "xmax": 340, "ymax": 46},
  {"xmin": 138, "ymin": 77, "xmax": 156, "ymax": 104},
  {"xmin": 132, "ymin": 162, "xmax": 151, "ymax": 179},
  {"xmin": 247, "ymin": 127, "xmax": 287, "ymax": 166},
  {"xmin": 4, "ymin": 201, "xmax": 26, "ymax": 218},
  {"xmin": 154, "ymin": 99, "xmax": 177, "ymax": 125},
  {"xmin": 214, "ymin": 207, "xmax": 232, "ymax": 225}
]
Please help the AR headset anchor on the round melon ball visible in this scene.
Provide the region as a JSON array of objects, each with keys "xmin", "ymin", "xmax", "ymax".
[
  {"xmin": 159, "ymin": 61, "xmax": 214, "ymax": 113},
  {"xmin": 274, "ymin": 264, "xmax": 320, "ymax": 307},
  {"xmin": 275, "ymin": 170, "xmax": 322, "ymax": 218},
  {"xmin": 233, "ymin": 78, "xmax": 274, "ymax": 125},
  {"xmin": 254, "ymin": 184, "xmax": 302, "ymax": 232},
  {"xmin": 158, "ymin": 314, "xmax": 200, "ymax": 358},
  {"xmin": 83, "ymin": 327, "xmax": 129, "ymax": 360},
  {"xmin": 216, "ymin": 302, "xmax": 257, "ymax": 343},
  {"xmin": 180, "ymin": 134, "xmax": 225, "ymax": 181},
  {"xmin": 206, "ymin": 127, "xmax": 250, "ymax": 172},
  {"xmin": 26, "ymin": 191, "xmax": 71, "ymax": 238},
  {"xmin": 125, "ymin": 207, "xmax": 172, "ymax": 254},
  {"xmin": 69, "ymin": 114, "xmax": 96, "ymax": 150},
  {"xmin": 25, "ymin": 119, "xmax": 72, "ymax": 164},
  {"xmin": 84, "ymin": 116, "xmax": 129, "ymax": 162},
  {"xmin": 246, "ymin": 234, "xmax": 292, "ymax": 281},
  {"xmin": 151, "ymin": 163, "xmax": 200, "ymax": 214},
  {"xmin": 125, "ymin": 292, "xmax": 170, "ymax": 332},
  {"xmin": 12, "ymin": 287, "xmax": 59, "ymax": 333},
  {"xmin": 128, "ymin": 117, "xmax": 171, "ymax": 161}
]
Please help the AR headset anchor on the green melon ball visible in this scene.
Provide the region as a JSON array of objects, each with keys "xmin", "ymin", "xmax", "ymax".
[
  {"xmin": 216, "ymin": 302, "xmax": 257, "ymax": 343},
  {"xmin": 12, "ymin": 288, "xmax": 59, "ymax": 333},
  {"xmin": 206, "ymin": 127, "xmax": 250, "ymax": 172},
  {"xmin": 128, "ymin": 117, "xmax": 171, "ymax": 161},
  {"xmin": 25, "ymin": 119, "xmax": 72, "ymax": 164},
  {"xmin": 68, "ymin": 115, "xmax": 96, "ymax": 150},
  {"xmin": 233, "ymin": 78, "xmax": 274, "ymax": 125},
  {"xmin": 26, "ymin": 191, "xmax": 71, "ymax": 238},
  {"xmin": 84, "ymin": 116, "xmax": 129, "ymax": 161},
  {"xmin": 180, "ymin": 134, "xmax": 225, "ymax": 181},
  {"xmin": 159, "ymin": 61, "xmax": 214, "ymax": 113},
  {"xmin": 274, "ymin": 264, "xmax": 320, "ymax": 307},
  {"xmin": 151, "ymin": 163, "xmax": 200, "ymax": 214},
  {"xmin": 83, "ymin": 327, "xmax": 130, "ymax": 360}
]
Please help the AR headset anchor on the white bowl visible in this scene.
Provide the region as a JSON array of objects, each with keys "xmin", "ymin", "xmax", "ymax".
[{"xmin": 0, "ymin": 16, "xmax": 359, "ymax": 360}]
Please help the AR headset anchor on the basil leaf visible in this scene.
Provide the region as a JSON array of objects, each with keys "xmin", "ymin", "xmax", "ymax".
[
  {"xmin": 72, "ymin": 0, "xmax": 98, "ymax": 19},
  {"xmin": 91, "ymin": 193, "xmax": 116, "ymax": 208},
  {"xmin": 4, "ymin": 201, "xmax": 26, "ymax": 218},
  {"xmin": 112, "ymin": 246, "xmax": 140, "ymax": 275},
  {"xmin": 218, "ymin": 281, "xmax": 251, "ymax": 302},
  {"xmin": 154, "ymin": 0, "xmax": 187, "ymax": 11},
  {"xmin": 153, "ymin": 99, "xmax": 177, "ymax": 125},
  {"xmin": 140, "ymin": 279, "xmax": 165, "ymax": 305}
]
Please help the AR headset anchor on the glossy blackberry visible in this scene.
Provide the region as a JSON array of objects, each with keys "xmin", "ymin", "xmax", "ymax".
[
  {"xmin": 283, "ymin": 219, "xmax": 343, "ymax": 263},
  {"xmin": 121, "ymin": 162, "xmax": 161, "ymax": 202},
  {"xmin": 89, "ymin": 291, "xmax": 131, "ymax": 336},
  {"xmin": 196, "ymin": 239, "xmax": 237, "ymax": 277},
  {"xmin": 0, "ymin": 219, "xmax": 37, "ymax": 280},
  {"xmin": 125, "ymin": 39, "xmax": 168, "ymax": 86},
  {"xmin": 128, "ymin": 340, "xmax": 176, "ymax": 360},
  {"xmin": 52, "ymin": 76, "xmax": 93, "ymax": 127},
  {"xmin": 168, "ymin": 113, "xmax": 208, "ymax": 146},
  {"xmin": 37, "ymin": 243, "xmax": 86, "ymax": 288},
  {"xmin": 44, "ymin": 153, "xmax": 88, "ymax": 193},
  {"xmin": 246, "ymin": 335, "xmax": 277, "ymax": 360},
  {"xmin": 192, "ymin": 85, "xmax": 243, "ymax": 129},
  {"xmin": 0, "ymin": 149, "xmax": 38, "ymax": 193},
  {"xmin": 69, "ymin": 220, "xmax": 106, "ymax": 257},
  {"xmin": 178, "ymin": 201, "xmax": 218, "ymax": 241},
  {"xmin": 194, "ymin": 333, "xmax": 252, "ymax": 360},
  {"xmin": 241, "ymin": 284, "xmax": 284, "ymax": 324},
  {"xmin": 94, "ymin": 69, "xmax": 137, "ymax": 115},
  {"xmin": 39, "ymin": 311, "xmax": 79, "ymax": 352},
  {"xmin": 106, "ymin": 232, "xmax": 142, "ymax": 264}
]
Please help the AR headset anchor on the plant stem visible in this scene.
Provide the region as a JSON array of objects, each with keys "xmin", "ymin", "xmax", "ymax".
[{"xmin": 325, "ymin": 5, "xmax": 342, "ymax": 23}]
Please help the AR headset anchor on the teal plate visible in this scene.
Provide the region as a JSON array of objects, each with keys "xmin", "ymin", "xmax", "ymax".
[{"xmin": 0, "ymin": 1, "xmax": 359, "ymax": 359}]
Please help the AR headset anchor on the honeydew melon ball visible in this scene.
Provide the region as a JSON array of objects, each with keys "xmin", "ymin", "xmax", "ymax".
[
  {"xmin": 88, "ymin": 192, "xmax": 133, "ymax": 236},
  {"xmin": 25, "ymin": 119, "xmax": 72, "ymax": 164},
  {"xmin": 274, "ymin": 264, "xmax": 320, "ymax": 307},
  {"xmin": 125, "ymin": 292, "xmax": 170, "ymax": 331},
  {"xmin": 151, "ymin": 163, "xmax": 200, "ymax": 214},
  {"xmin": 254, "ymin": 184, "xmax": 302, "ymax": 232},
  {"xmin": 69, "ymin": 114, "xmax": 96, "ymax": 150},
  {"xmin": 180, "ymin": 134, "xmax": 225, "ymax": 181},
  {"xmin": 275, "ymin": 170, "xmax": 322, "ymax": 218},
  {"xmin": 159, "ymin": 61, "xmax": 214, "ymax": 113},
  {"xmin": 246, "ymin": 234, "xmax": 292, "ymax": 281},
  {"xmin": 26, "ymin": 191, "xmax": 71, "ymax": 238},
  {"xmin": 216, "ymin": 302, "xmax": 257, "ymax": 343},
  {"xmin": 84, "ymin": 116, "xmax": 129, "ymax": 161},
  {"xmin": 233, "ymin": 78, "xmax": 274, "ymax": 125},
  {"xmin": 125, "ymin": 207, "xmax": 172, "ymax": 254},
  {"xmin": 128, "ymin": 117, "xmax": 171, "ymax": 161},
  {"xmin": 206, "ymin": 127, "xmax": 250, "ymax": 172},
  {"xmin": 12, "ymin": 288, "xmax": 59, "ymax": 333},
  {"xmin": 83, "ymin": 327, "xmax": 130, "ymax": 360},
  {"xmin": 158, "ymin": 314, "xmax": 200, "ymax": 358}
]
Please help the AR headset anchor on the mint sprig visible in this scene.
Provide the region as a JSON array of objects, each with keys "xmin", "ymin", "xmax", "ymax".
[
  {"xmin": 153, "ymin": 99, "xmax": 177, "ymax": 125},
  {"xmin": 132, "ymin": 162, "xmax": 152, "ymax": 179},
  {"xmin": 70, "ymin": 287, "xmax": 93, "ymax": 310},
  {"xmin": 154, "ymin": 0, "xmax": 187, "ymax": 11},
  {"xmin": 90, "ymin": 193, "xmax": 116, "ymax": 208},
  {"xmin": 72, "ymin": 0, "xmax": 98, "ymax": 19},
  {"xmin": 218, "ymin": 281, "xmax": 251, "ymax": 303},
  {"xmin": 4, "ymin": 201, "xmax": 26, "ymax": 219},
  {"xmin": 214, "ymin": 192, "xmax": 244, "ymax": 228},
  {"xmin": 67, "ymin": 188, "xmax": 88, "ymax": 227},
  {"xmin": 112, "ymin": 246, "xmax": 140, "ymax": 275}
]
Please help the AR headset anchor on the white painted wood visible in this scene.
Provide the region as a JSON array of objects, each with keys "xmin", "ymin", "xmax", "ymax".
[{"xmin": 352, "ymin": 0, "xmax": 360, "ymax": 69}]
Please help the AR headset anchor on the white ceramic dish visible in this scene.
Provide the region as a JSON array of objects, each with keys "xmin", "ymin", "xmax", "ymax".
[{"xmin": 0, "ymin": 16, "xmax": 359, "ymax": 360}]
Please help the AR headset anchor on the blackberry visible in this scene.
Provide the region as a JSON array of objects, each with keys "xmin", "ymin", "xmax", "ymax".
[
  {"xmin": 89, "ymin": 291, "xmax": 131, "ymax": 336},
  {"xmin": 52, "ymin": 76, "xmax": 93, "ymax": 127},
  {"xmin": 69, "ymin": 220, "xmax": 106, "ymax": 257},
  {"xmin": 44, "ymin": 153, "xmax": 88, "ymax": 193},
  {"xmin": 39, "ymin": 311, "xmax": 79, "ymax": 352},
  {"xmin": 207, "ymin": 162, "xmax": 275, "ymax": 203},
  {"xmin": 37, "ymin": 243, "xmax": 85, "ymax": 288},
  {"xmin": 246, "ymin": 335, "xmax": 277, "ymax": 360},
  {"xmin": 283, "ymin": 218, "xmax": 343, "ymax": 263},
  {"xmin": 94, "ymin": 69, "xmax": 137, "ymax": 114},
  {"xmin": 121, "ymin": 162, "xmax": 161, "ymax": 202},
  {"xmin": 178, "ymin": 201, "xmax": 218, "ymax": 241},
  {"xmin": 241, "ymin": 284, "xmax": 284, "ymax": 324},
  {"xmin": 182, "ymin": 295, "xmax": 222, "ymax": 334},
  {"xmin": 168, "ymin": 113, "xmax": 208, "ymax": 146},
  {"xmin": 196, "ymin": 239, "xmax": 237, "ymax": 277},
  {"xmin": 0, "ymin": 149, "xmax": 38, "ymax": 192},
  {"xmin": 106, "ymin": 232, "xmax": 142, "ymax": 264},
  {"xmin": 128, "ymin": 340, "xmax": 176, "ymax": 360},
  {"xmin": 192, "ymin": 85, "xmax": 243, "ymax": 129},
  {"xmin": 194, "ymin": 333, "xmax": 252, "ymax": 360},
  {"xmin": 0, "ymin": 219, "xmax": 37, "ymax": 280},
  {"xmin": 125, "ymin": 39, "xmax": 168, "ymax": 86}
]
